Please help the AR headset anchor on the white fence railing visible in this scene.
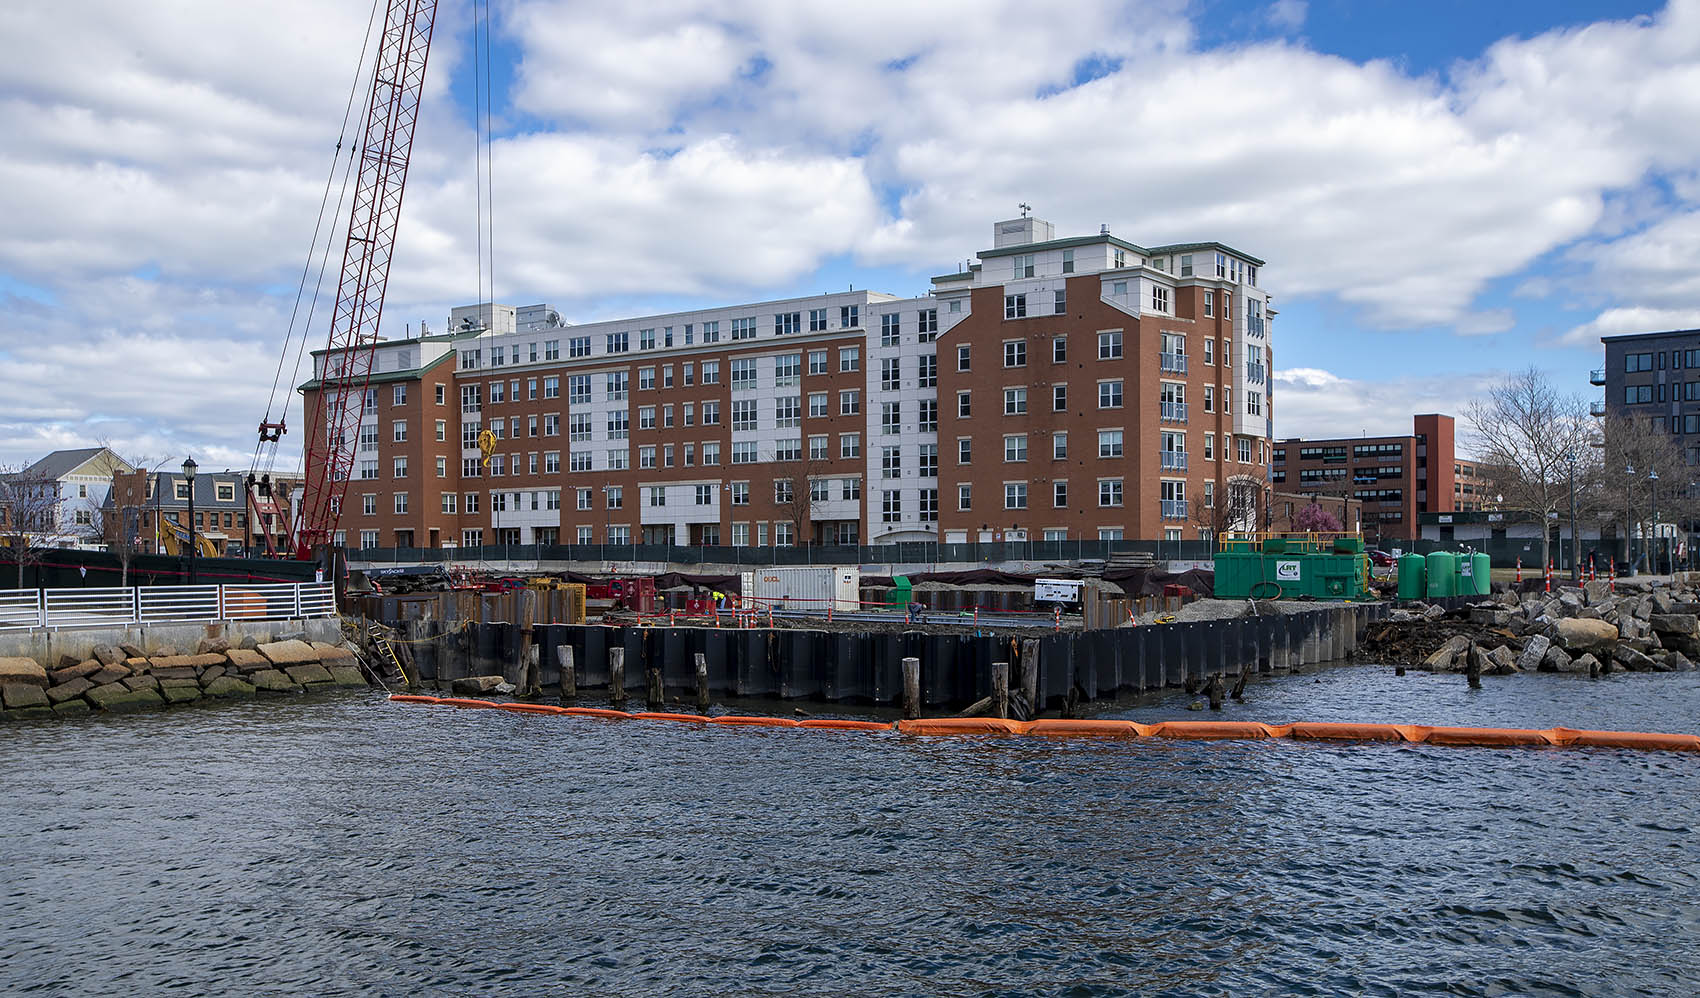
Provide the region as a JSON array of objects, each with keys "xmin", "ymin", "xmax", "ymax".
[{"xmin": 0, "ymin": 583, "xmax": 337, "ymax": 631}]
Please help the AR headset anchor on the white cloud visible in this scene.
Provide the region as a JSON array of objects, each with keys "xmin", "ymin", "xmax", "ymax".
[
  {"xmin": 1266, "ymin": 0, "xmax": 1307, "ymax": 33},
  {"xmin": 1273, "ymin": 366, "xmax": 1499, "ymax": 442},
  {"xmin": 1558, "ymin": 306, "xmax": 1700, "ymax": 346},
  {"xmin": 1454, "ymin": 309, "xmax": 1516, "ymax": 335}
]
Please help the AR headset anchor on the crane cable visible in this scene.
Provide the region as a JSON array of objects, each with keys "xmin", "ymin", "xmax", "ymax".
[{"xmin": 249, "ymin": 0, "xmax": 386, "ymax": 486}]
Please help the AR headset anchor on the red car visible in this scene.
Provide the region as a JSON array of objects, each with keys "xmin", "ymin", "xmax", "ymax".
[{"xmin": 1368, "ymin": 550, "xmax": 1395, "ymax": 567}]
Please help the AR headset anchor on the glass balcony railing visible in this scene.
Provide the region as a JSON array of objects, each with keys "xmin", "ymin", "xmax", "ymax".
[
  {"xmin": 1590, "ymin": 400, "xmax": 1607, "ymax": 417},
  {"xmin": 1160, "ymin": 352, "xmax": 1188, "ymax": 373},
  {"xmin": 1161, "ymin": 451, "xmax": 1189, "ymax": 470},
  {"xmin": 1160, "ymin": 499, "xmax": 1189, "ymax": 519},
  {"xmin": 1589, "ymin": 369, "xmax": 1606, "ymax": 386},
  {"xmin": 1160, "ymin": 402, "xmax": 1188, "ymax": 423}
]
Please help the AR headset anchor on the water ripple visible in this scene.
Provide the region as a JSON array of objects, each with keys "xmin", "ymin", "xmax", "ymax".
[{"xmin": 2, "ymin": 667, "xmax": 1698, "ymax": 996}]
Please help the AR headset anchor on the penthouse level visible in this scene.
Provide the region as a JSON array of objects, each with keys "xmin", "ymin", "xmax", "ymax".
[{"xmin": 302, "ymin": 216, "xmax": 1276, "ymax": 550}]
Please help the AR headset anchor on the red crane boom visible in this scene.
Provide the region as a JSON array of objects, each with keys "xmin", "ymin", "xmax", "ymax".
[{"xmin": 293, "ymin": 0, "xmax": 438, "ymax": 559}]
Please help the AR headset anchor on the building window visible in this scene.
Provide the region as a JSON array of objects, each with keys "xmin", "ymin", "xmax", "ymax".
[
  {"xmin": 1004, "ymin": 434, "xmax": 1028, "ymax": 463},
  {"xmin": 881, "ymin": 313, "xmax": 901, "ymax": 346},
  {"xmin": 1151, "ymin": 286, "xmax": 1169, "ymax": 313},
  {"xmin": 1053, "ymin": 384, "xmax": 1068, "ymax": 411},
  {"xmin": 918, "ymin": 354, "xmax": 937, "ymax": 388},
  {"xmin": 1004, "ymin": 294, "xmax": 1027, "ymax": 319},
  {"xmin": 1013, "ymin": 253, "xmax": 1035, "ymax": 278},
  {"xmin": 1054, "ymin": 289, "xmax": 1066, "ymax": 314},
  {"xmin": 1004, "ymin": 483, "xmax": 1028, "ymax": 510},
  {"xmin": 1004, "ymin": 388, "xmax": 1027, "ymax": 415},
  {"xmin": 1099, "ymin": 380, "xmax": 1123, "ymax": 409},
  {"xmin": 1062, "ymin": 249, "xmax": 1074, "ymax": 273},
  {"xmin": 1098, "ymin": 430, "xmax": 1124, "ymax": 458},
  {"xmin": 919, "ymin": 309, "xmax": 938, "ymax": 340},
  {"xmin": 957, "ymin": 344, "xmax": 971, "ymax": 371},
  {"xmin": 840, "ymin": 347, "xmax": 860, "ymax": 373},
  {"xmin": 776, "ymin": 311, "xmax": 801, "ymax": 336},
  {"xmin": 731, "ymin": 316, "xmax": 757, "ymax": 340},
  {"xmin": 841, "ymin": 433, "xmax": 861, "ymax": 459},
  {"xmin": 693, "ymin": 485, "xmax": 712, "ymax": 506},
  {"xmin": 882, "ymin": 446, "xmax": 902, "ymax": 479},
  {"xmin": 958, "ymin": 484, "xmax": 972, "ymax": 510},
  {"xmin": 883, "ymin": 491, "xmax": 902, "ymax": 524},
  {"xmin": 840, "ymin": 390, "xmax": 860, "ymax": 416},
  {"xmin": 810, "ymin": 392, "xmax": 829, "ymax": 418},
  {"xmin": 1053, "ymin": 481, "xmax": 1068, "ymax": 508},
  {"xmin": 393, "ymin": 492, "xmax": 409, "ymax": 514},
  {"xmin": 1098, "ymin": 331, "xmax": 1123, "ymax": 359},
  {"xmin": 809, "ymin": 350, "xmax": 828, "ymax": 375},
  {"xmin": 1053, "ymin": 335, "xmax": 1067, "ymax": 363},
  {"xmin": 809, "ymin": 309, "xmax": 828, "ymax": 332},
  {"xmin": 958, "ymin": 438, "xmax": 972, "ymax": 465},
  {"xmin": 957, "ymin": 391, "xmax": 971, "ymax": 418},
  {"xmin": 882, "ymin": 356, "xmax": 901, "ymax": 391},
  {"xmin": 1004, "ymin": 340, "xmax": 1026, "ymax": 368},
  {"xmin": 1098, "ymin": 479, "xmax": 1123, "ymax": 507}
]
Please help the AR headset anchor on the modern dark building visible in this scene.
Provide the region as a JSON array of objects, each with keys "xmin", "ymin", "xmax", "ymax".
[{"xmin": 1597, "ymin": 328, "xmax": 1700, "ymax": 444}]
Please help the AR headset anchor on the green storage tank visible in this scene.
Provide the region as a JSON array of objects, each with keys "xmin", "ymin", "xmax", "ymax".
[
  {"xmin": 1397, "ymin": 553, "xmax": 1427, "ymax": 599},
  {"xmin": 1472, "ymin": 552, "xmax": 1492, "ymax": 595},
  {"xmin": 1425, "ymin": 551, "xmax": 1456, "ymax": 598}
]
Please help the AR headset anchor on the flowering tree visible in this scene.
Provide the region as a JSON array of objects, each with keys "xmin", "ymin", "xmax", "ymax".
[{"xmin": 1293, "ymin": 502, "xmax": 1342, "ymax": 533}]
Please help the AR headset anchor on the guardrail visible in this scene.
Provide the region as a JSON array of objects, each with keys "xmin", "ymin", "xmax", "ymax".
[{"xmin": 0, "ymin": 583, "xmax": 337, "ymax": 631}]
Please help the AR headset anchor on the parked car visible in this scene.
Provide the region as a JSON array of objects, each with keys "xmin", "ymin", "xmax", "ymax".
[{"xmin": 1368, "ymin": 549, "xmax": 1395, "ymax": 567}]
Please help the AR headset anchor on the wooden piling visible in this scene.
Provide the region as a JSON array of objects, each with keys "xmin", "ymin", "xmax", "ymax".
[
  {"xmin": 695, "ymin": 652, "xmax": 709, "ymax": 712},
  {"xmin": 558, "ymin": 645, "xmax": 577, "ymax": 702},
  {"xmin": 901, "ymin": 656, "xmax": 921, "ymax": 720},
  {"xmin": 647, "ymin": 667, "xmax": 664, "ymax": 712},
  {"xmin": 609, "ymin": 647, "xmax": 626, "ymax": 705},
  {"xmin": 1206, "ymin": 674, "xmax": 1225, "ymax": 710},
  {"xmin": 991, "ymin": 661, "xmax": 1009, "ymax": 719},
  {"xmin": 1019, "ymin": 638, "xmax": 1040, "ymax": 710}
]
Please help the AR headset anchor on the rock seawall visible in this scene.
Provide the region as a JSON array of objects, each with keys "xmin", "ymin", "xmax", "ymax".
[{"xmin": 0, "ymin": 636, "xmax": 372, "ymax": 721}]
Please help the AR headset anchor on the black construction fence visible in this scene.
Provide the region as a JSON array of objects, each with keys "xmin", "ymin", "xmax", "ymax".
[
  {"xmin": 347, "ymin": 538, "xmax": 1219, "ymax": 567},
  {"xmin": 0, "ymin": 548, "xmax": 321, "ymax": 591},
  {"xmin": 392, "ymin": 605, "xmax": 1388, "ymax": 711}
]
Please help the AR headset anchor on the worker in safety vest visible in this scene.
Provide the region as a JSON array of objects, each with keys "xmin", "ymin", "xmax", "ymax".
[{"xmin": 711, "ymin": 589, "xmax": 726, "ymax": 610}]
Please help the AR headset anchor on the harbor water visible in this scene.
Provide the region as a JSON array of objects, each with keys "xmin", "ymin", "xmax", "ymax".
[{"xmin": 4, "ymin": 665, "xmax": 1699, "ymax": 996}]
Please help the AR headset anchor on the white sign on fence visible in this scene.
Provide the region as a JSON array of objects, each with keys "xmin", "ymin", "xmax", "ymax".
[{"xmin": 1275, "ymin": 561, "xmax": 1302, "ymax": 582}]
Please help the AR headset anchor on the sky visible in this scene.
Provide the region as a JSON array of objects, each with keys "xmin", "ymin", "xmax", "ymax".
[{"xmin": 2, "ymin": 0, "xmax": 1697, "ymax": 472}]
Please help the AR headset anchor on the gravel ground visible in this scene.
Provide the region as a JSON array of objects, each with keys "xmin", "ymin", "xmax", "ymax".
[{"xmin": 1131, "ymin": 597, "xmax": 1355, "ymax": 626}]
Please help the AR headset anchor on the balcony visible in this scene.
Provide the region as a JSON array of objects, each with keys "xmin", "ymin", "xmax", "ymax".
[
  {"xmin": 1161, "ymin": 450, "xmax": 1189, "ymax": 471},
  {"xmin": 1161, "ymin": 499, "xmax": 1189, "ymax": 520},
  {"xmin": 1160, "ymin": 401, "xmax": 1189, "ymax": 423},
  {"xmin": 1590, "ymin": 400, "xmax": 1607, "ymax": 417},
  {"xmin": 1589, "ymin": 369, "xmax": 1606, "ymax": 386},
  {"xmin": 1160, "ymin": 352, "xmax": 1188, "ymax": 374}
]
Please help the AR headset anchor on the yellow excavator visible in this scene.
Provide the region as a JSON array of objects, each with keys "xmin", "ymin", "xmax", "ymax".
[{"xmin": 157, "ymin": 515, "xmax": 219, "ymax": 558}]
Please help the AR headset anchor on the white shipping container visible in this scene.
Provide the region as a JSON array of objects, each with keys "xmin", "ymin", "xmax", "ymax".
[{"xmin": 740, "ymin": 567, "xmax": 861, "ymax": 612}]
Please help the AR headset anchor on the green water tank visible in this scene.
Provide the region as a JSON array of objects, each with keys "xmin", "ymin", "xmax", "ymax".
[
  {"xmin": 1397, "ymin": 553, "xmax": 1427, "ymax": 599},
  {"xmin": 1472, "ymin": 552, "xmax": 1492, "ymax": 595},
  {"xmin": 1425, "ymin": 551, "xmax": 1456, "ymax": 598}
]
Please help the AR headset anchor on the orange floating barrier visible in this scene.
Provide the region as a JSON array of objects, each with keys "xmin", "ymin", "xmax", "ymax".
[
  {"xmin": 493, "ymin": 702, "xmax": 568, "ymax": 715},
  {"xmin": 631, "ymin": 712, "xmax": 711, "ymax": 723},
  {"xmin": 1285, "ymin": 721, "xmax": 1410, "ymax": 743},
  {"xmin": 710, "ymin": 715, "xmax": 800, "ymax": 727},
  {"xmin": 1025, "ymin": 719, "xmax": 1149, "ymax": 738},
  {"xmin": 563, "ymin": 706, "xmax": 631, "ymax": 719},
  {"xmin": 797, "ymin": 719, "xmax": 896, "ymax": 731},
  {"xmin": 1560, "ymin": 728, "xmax": 1700, "ymax": 752},
  {"xmin": 1425, "ymin": 725, "xmax": 1552, "ymax": 747},
  {"xmin": 1152, "ymin": 720, "xmax": 1282, "ymax": 740},
  {"xmin": 387, "ymin": 697, "xmax": 1699, "ymax": 752},
  {"xmin": 896, "ymin": 717, "xmax": 1027, "ymax": 736}
]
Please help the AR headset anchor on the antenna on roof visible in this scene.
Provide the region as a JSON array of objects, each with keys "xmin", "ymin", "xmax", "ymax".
[
  {"xmin": 1019, "ymin": 202, "xmax": 1031, "ymax": 218},
  {"xmin": 1101, "ymin": 223, "xmax": 1110, "ymax": 235}
]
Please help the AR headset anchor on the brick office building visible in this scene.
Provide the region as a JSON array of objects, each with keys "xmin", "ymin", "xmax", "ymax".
[
  {"xmin": 1270, "ymin": 413, "xmax": 1487, "ymax": 543},
  {"xmin": 301, "ymin": 217, "xmax": 1276, "ymax": 550}
]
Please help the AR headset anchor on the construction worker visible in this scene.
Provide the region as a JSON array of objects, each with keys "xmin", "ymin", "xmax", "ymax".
[{"xmin": 711, "ymin": 589, "xmax": 726, "ymax": 611}]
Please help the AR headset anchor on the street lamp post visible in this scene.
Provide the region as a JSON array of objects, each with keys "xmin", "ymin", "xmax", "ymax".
[
  {"xmin": 1567, "ymin": 450, "xmax": 1580, "ymax": 584},
  {"xmin": 1650, "ymin": 469, "xmax": 1661, "ymax": 576},
  {"xmin": 181, "ymin": 456, "xmax": 198, "ymax": 585}
]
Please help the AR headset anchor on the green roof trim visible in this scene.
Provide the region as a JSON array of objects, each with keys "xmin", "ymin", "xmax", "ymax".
[
  {"xmin": 297, "ymin": 349, "xmax": 455, "ymax": 392},
  {"xmin": 977, "ymin": 234, "xmax": 1151, "ymax": 260},
  {"xmin": 1145, "ymin": 241, "xmax": 1267, "ymax": 267}
]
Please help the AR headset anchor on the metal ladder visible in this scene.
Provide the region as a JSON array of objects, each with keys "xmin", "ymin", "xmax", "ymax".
[{"xmin": 366, "ymin": 624, "xmax": 411, "ymax": 687}]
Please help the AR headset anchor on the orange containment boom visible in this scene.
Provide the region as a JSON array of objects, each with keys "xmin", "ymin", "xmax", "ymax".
[{"xmin": 387, "ymin": 696, "xmax": 1700, "ymax": 752}]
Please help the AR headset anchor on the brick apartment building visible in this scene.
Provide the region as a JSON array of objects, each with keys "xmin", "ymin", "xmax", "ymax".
[
  {"xmin": 301, "ymin": 218, "xmax": 1276, "ymax": 550},
  {"xmin": 1271, "ymin": 413, "xmax": 1488, "ymax": 544}
]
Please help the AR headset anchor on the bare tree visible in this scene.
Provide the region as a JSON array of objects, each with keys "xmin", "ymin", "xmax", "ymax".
[
  {"xmin": 1191, "ymin": 476, "xmax": 1264, "ymax": 549},
  {"xmin": 1466, "ymin": 367, "xmax": 1594, "ymax": 570},
  {"xmin": 773, "ymin": 452, "xmax": 841, "ymax": 546},
  {"xmin": 0, "ymin": 466, "xmax": 65, "ymax": 588},
  {"xmin": 1590, "ymin": 413, "xmax": 1697, "ymax": 573}
]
